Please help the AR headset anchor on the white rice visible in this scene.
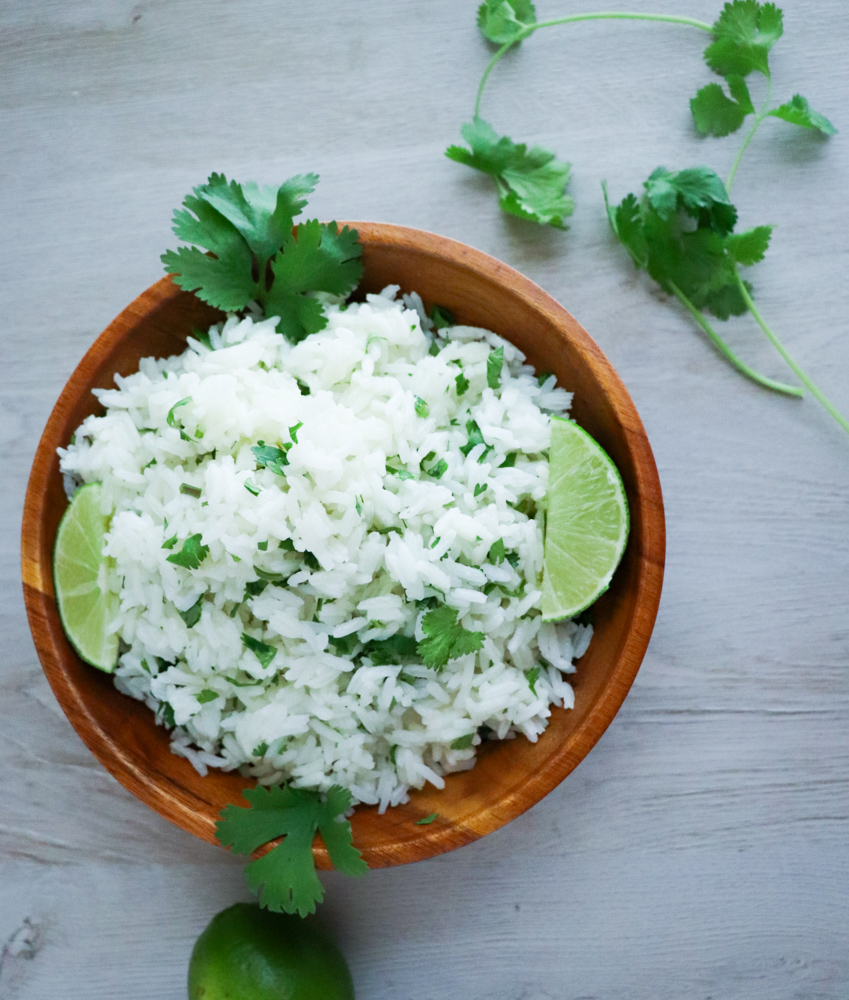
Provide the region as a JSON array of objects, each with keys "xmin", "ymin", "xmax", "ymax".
[{"xmin": 59, "ymin": 287, "xmax": 591, "ymax": 812}]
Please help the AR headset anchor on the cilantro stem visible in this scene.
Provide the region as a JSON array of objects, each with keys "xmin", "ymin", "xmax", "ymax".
[
  {"xmin": 726, "ymin": 77, "xmax": 773, "ymax": 194},
  {"xmin": 735, "ymin": 274, "xmax": 849, "ymax": 435},
  {"xmin": 532, "ymin": 12, "xmax": 712, "ymax": 33},
  {"xmin": 669, "ymin": 283, "xmax": 804, "ymax": 398},
  {"xmin": 475, "ymin": 13, "xmax": 712, "ymax": 118}
]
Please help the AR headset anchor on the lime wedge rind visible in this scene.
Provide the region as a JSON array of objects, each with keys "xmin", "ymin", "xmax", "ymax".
[
  {"xmin": 541, "ymin": 417, "xmax": 630, "ymax": 623},
  {"xmin": 53, "ymin": 482, "xmax": 119, "ymax": 672}
]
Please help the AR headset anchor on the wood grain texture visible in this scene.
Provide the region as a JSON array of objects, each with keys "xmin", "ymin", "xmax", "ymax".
[
  {"xmin": 21, "ymin": 226, "xmax": 665, "ymax": 868},
  {"xmin": 2, "ymin": 0, "xmax": 848, "ymax": 997}
]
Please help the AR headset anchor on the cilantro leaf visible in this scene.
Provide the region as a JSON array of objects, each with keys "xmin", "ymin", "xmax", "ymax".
[
  {"xmin": 216, "ymin": 784, "xmax": 367, "ymax": 917},
  {"xmin": 196, "ymin": 688, "xmax": 218, "ymax": 704},
  {"xmin": 166, "ymin": 534, "xmax": 209, "ymax": 570},
  {"xmin": 477, "ymin": 0, "xmax": 536, "ymax": 45},
  {"xmin": 362, "ymin": 634, "xmax": 418, "ymax": 665},
  {"xmin": 265, "ymin": 221, "xmax": 363, "ymax": 343},
  {"xmin": 199, "ymin": 172, "xmax": 317, "ymax": 262},
  {"xmin": 488, "ymin": 539, "xmax": 506, "ymax": 564},
  {"xmin": 429, "ymin": 305, "xmax": 455, "ymax": 330},
  {"xmin": 418, "ymin": 605, "xmax": 485, "ymax": 671},
  {"xmin": 768, "ymin": 95, "xmax": 837, "ymax": 136},
  {"xmin": 163, "ymin": 174, "xmax": 363, "ymax": 342},
  {"xmin": 691, "ymin": 76, "xmax": 754, "ymax": 136},
  {"xmin": 487, "ymin": 346, "xmax": 504, "ymax": 389},
  {"xmin": 704, "ymin": 1, "xmax": 783, "ymax": 79},
  {"xmin": 415, "ymin": 812, "xmax": 439, "ymax": 825},
  {"xmin": 166, "ymin": 396, "xmax": 193, "ymax": 442},
  {"xmin": 446, "ymin": 117, "xmax": 573, "ymax": 229},
  {"xmin": 414, "ymin": 396, "xmax": 430, "ymax": 418},
  {"xmin": 178, "ymin": 595, "xmax": 204, "ymax": 628},
  {"xmin": 252, "ymin": 440, "xmax": 289, "ymax": 476},
  {"xmin": 725, "ymin": 225, "xmax": 773, "ymax": 266},
  {"xmin": 455, "ymin": 372, "xmax": 470, "ymax": 396},
  {"xmin": 526, "ymin": 666, "xmax": 541, "ymax": 694},
  {"xmin": 242, "ymin": 633, "xmax": 278, "ymax": 669},
  {"xmin": 450, "ymin": 733, "xmax": 475, "ymax": 750},
  {"xmin": 460, "ymin": 420, "xmax": 486, "ymax": 457},
  {"xmin": 605, "ymin": 167, "xmax": 768, "ymax": 322}
]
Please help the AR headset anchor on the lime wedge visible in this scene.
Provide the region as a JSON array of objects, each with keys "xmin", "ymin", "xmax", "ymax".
[
  {"xmin": 53, "ymin": 482, "xmax": 119, "ymax": 672},
  {"xmin": 541, "ymin": 417, "xmax": 630, "ymax": 622}
]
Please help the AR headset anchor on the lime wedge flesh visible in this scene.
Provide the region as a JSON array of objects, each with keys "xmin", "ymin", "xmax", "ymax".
[
  {"xmin": 541, "ymin": 417, "xmax": 630, "ymax": 622},
  {"xmin": 53, "ymin": 482, "xmax": 119, "ymax": 672}
]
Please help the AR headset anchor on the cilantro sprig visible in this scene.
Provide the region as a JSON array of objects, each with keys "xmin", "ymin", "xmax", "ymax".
[
  {"xmin": 418, "ymin": 605, "xmax": 484, "ymax": 671},
  {"xmin": 449, "ymin": 1, "xmax": 848, "ymax": 436},
  {"xmin": 216, "ymin": 784, "xmax": 367, "ymax": 917},
  {"xmin": 162, "ymin": 174, "xmax": 363, "ymax": 343}
]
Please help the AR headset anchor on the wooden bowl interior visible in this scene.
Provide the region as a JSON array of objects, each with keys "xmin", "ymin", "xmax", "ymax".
[{"xmin": 22, "ymin": 224, "xmax": 664, "ymax": 869}]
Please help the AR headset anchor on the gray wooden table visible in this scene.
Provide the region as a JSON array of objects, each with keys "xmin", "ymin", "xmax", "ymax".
[{"xmin": 2, "ymin": 1, "xmax": 848, "ymax": 997}]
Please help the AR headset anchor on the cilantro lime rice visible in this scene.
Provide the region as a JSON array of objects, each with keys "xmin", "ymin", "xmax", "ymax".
[{"xmin": 58, "ymin": 287, "xmax": 591, "ymax": 812}]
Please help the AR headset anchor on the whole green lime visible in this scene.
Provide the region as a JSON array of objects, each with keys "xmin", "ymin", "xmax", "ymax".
[{"xmin": 187, "ymin": 903, "xmax": 355, "ymax": 1000}]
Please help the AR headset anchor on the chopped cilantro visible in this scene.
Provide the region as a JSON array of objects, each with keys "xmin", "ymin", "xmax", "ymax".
[
  {"xmin": 418, "ymin": 605, "xmax": 484, "ymax": 671},
  {"xmin": 162, "ymin": 534, "xmax": 178, "ymax": 550},
  {"xmin": 244, "ymin": 578, "xmax": 269, "ymax": 600},
  {"xmin": 241, "ymin": 633, "xmax": 277, "ymax": 668},
  {"xmin": 289, "ymin": 421, "xmax": 303, "ymax": 443},
  {"xmin": 328, "ymin": 634, "xmax": 358, "ymax": 656},
  {"xmin": 446, "ymin": 117, "xmax": 573, "ymax": 229},
  {"xmin": 159, "ymin": 703, "xmax": 176, "ymax": 729},
  {"xmin": 537, "ymin": 371, "xmax": 553, "ymax": 386},
  {"xmin": 455, "ymin": 372, "xmax": 470, "ymax": 396},
  {"xmin": 487, "ymin": 346, "xmax": 504, "ymax": 389},
  {"xmin": 140, "ymin": 658, "xmax": 151, "ymax": 674},
  {"xmin": 430, "ymin": 536, "xmax": 441, "ymax": 549},
  {"xmin": 178, "ymin": 595, "xmax": 204, "ymax": 628},
  {"xmin": 216, "ymin": 784, "xmax": 367, "ymax": 916},
  {"xmin": 473, "ymin": 483, "xmax": 487, "ymax": 497},
  {"xmin": 303, "ymin": 551, "xmax": 320, "ymax": 570},
  {"xmin": 414, "ymin": 396, "xmax": 430, "ymax": 418},
  {"xmin": 166, "ymin": 534, "xmax": 209, "ymax": 570},
  {"xmin": 166, "ymin": 396, "xmax": 192, "ymax": 442},
  {"xmin": 279, "ymin": 538, "xmax": 296, "ymax": 551},
  {"xmin": 389, "ymin": 745, "xmax": 398, "ymax": 765},
  {"xmin": 460, "ymin": 420, "xmax": 485, "ymax": 457},
  {"xmin": 450, "ymin": 733, "xmax": 474, "ymax": 750},
  {"xmin": 252, "ymin": 441, "xmax": 289, "ymax": 476},
  {"xmin": 428, "ymin": 339, "xmax": 441, "ymax": 357},
  {"xmin": 296, "ymin": 378, "xmax": 311, "ymax": 396},
  {"xmin": 363, "ymin": 634, "xmax": 418, "ymax": 665},
  {"xmin": 526, "ymin": 666, "xmax": 541, "ymax": 694},
  {"xmin": 424, "ymin": 458, "xmax": 448, "ymax": 479},
  {"xmin": 500, "ymin": 452, "xmax": 517, "ymax": 468},
  {"xmin": 488, "ymin": 539, "xmax": 506, "ymax": 564},
  {"xmin": 196, "ymin": 688, "xmax": 219, "ymax": 704},
  {"xmin": 355, "ymin": 497, "xmax": 363, "ymax": 516},
  {"xmin": 257, "ymin": 540, "xmax": 268, "ymax": 551},
  {"xmin": 429, "ymin": 304, "xmax": 455, "ymax": 330},
  {"xmin": 180, "ymin": 483, "xmax": 202, "ymax": 498},
  {"xmin": 415, "ymin": 813, "xmax": 439, "ymax": 826},
  {"xmin": 253, "ymin": 741, "xmax": 269, "ymax": 757}
]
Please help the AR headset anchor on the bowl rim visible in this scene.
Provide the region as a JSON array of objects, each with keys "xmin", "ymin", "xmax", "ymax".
[{"xmin": 21, "ymin": 221, "xmax": 665, "ymax": 868}]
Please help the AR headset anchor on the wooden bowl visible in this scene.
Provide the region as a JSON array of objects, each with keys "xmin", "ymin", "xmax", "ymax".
[{"xmin": 22, "ymin": 223, "xmax": 665, "ymax": 869}]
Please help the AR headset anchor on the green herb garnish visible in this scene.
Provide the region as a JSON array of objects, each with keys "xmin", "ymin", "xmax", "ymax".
[
  {"xmin": 162, "ymin": 175, "xmax": 363, "ymax": 344},
  {"xmin": 216, "ymin": 784, "xmax": 367, "ymax": 917},
  {"xmin": 252, "ymin": 441, "xmax": 289, "ymax": 476},
  {"xmin": 414, "ymin": 396, "xmax": 430, "ymax": 418},
  {"xmin": 178, "ymin": 595, "xmax": 204, "ymax": 628},
  {"xmin": 415, "ymin": 813, "xmax": 439, "ymax": 825},
  {"xmin": 241, "ymin": 633, "xmax": 277, "ymax": 668},
  {"xmin": 166, "ymin": 396, "xmax": 192, "ymax": 442},
  {"xmin": 166, "ymin": 534, "xmax": 209, "ymax": 570},
  {"xmin": 455, "ymin": 372, "xmax": 470, "ymax": 396},
  {"xmin": 196, "ymin": 688, "xmax": 218, "ymax": 704},
  {"xmin": 486, "ymin": 346, "xmax": 504, "ymax": 389},
  {"xmin": 180, "ymin": 483, "xmax": 202, "ymax": 498},
  {"xmin": 417, "ymin": 605, "xmax": 484, "ymax": 671},
  {"xmin": 450, "ymin": 733, "xmax": 475, "ymax": 750}
]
